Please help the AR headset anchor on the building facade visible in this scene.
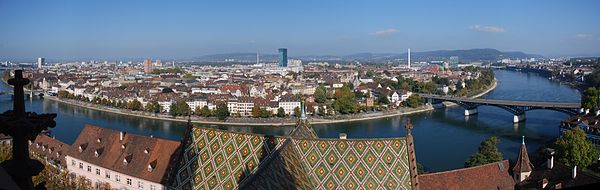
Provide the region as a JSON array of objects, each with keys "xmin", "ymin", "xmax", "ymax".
[{"xmin": 278, "ymin": 48, "xmax": 288, "ymax": 67}]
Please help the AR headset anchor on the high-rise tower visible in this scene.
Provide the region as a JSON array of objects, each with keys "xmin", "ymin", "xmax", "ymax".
[{"xmin": 278, "ymin": 48, "xmax": 288, "ymax": 67}]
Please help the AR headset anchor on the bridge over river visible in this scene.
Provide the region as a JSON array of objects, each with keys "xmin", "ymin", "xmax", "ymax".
[{"xmin": 420, "ymin": 94, "xmax": 581, "ymax": 123}]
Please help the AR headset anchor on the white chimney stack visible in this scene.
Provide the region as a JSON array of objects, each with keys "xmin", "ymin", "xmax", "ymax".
[
  {"xmin": 572, "ymin": 166, "xmax": 577, "ymax": 179},
  {"xmin": 339, "ymin": 133, "xmax": 347, "ymax": 140},
  {"xmin": 120, "ymin": 131, "xmax": 125, "ymax": 141},
  {"xmin": 596, "ymin": 110, "xmax": 600, "ymax": 116},
  {"xmin": 585, "ymin": 109, "xmax": 590, "ymax": 114},
  {"xmin": 547, "ymin": 155, "xmax": 554, "ymax": 169},
  {"xmin": 407, "ymin": 48, "xmax": 411, "ymax": 69}
]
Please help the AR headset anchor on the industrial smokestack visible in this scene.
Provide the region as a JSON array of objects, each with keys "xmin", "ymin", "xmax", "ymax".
[{"xmin": 408, "ymin": 48, "xmax": 411, "ymax": 69}]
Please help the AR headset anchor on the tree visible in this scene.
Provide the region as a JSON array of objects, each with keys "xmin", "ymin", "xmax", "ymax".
[
  {"xmin": 332, "ymin": 85, "xmax": 359, "ymax": 114},
  {"xmin": 169, "ymin": 100, "xmax": 191, "ymax": 116},
  {"xmin": 554, "ymin": 127, "xmax": 600, "ymax": 168},
  {"xmin": 162, "ymin": 87, "xmax": 174, "ymax": 93},
  {"xmin": 127, "ymin": 99, "xmax": 143, "ymax": 111},
  {"xmin": 57, "ymin": 90, "xmax": 70, "ymax": 98},
  {"xmin": 215, "ymin": 103, "xmax": 230, "ymax": 121},
  {"xmin": 146, "ymin": 101, "xmax": 162, "ymax": 113},
  {"xmin": 314, "ymin": 86, "xmax": 328, "ymax": 103},
  {"xmin": 403, "ymin": 94, "xmax": 424, "ymax": 108},
  {"xmin": 277, "ymin": 107, "xmax": 286, "ymax": 117},
  {"xmin": 251, "ymin": 106, "xmax": 262, "ymax": 118},
  {"xmin": 581, "ymin": 87, "xmax": 600, "ymax": 110},
  {"xmin": 378, "ymin": 95, "xmax": 390, "ymax": 105},
  {"xmin": 465, "ymin": 136, "xmax": 503, "ymax": 167},
  {"xmin": 259, "ymin": 108, "xmax": 271, "ymax": 118},
  {"xmin": 199, "ymin": 105, "xmax": 211, "ymax": 117},
  {"xmin": 294, "ymin": 106, "xmax": 301, "ymax": 117}
]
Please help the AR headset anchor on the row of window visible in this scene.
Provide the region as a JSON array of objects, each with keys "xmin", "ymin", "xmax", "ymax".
[{"xmin": 71, "ymin": 159, "xmax": 156, "ymax": 190}]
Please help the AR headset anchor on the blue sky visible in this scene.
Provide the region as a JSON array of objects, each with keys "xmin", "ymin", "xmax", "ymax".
[{"xmin": 1, "ymin": 0, "xmax": 599, "ymax": 60}]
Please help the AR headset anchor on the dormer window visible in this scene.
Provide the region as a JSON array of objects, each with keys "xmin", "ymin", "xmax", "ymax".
[
  {"xmin": 78, "ymin": 143, "xmax": 88, "ymax": 153},
  {"xmin": 97, "ymin": 138, "xmax": 102, "ymax": 143},
  {"xmin": 144, "ymin": 149, "xmax": 149, "ymax": 154},
  {"xmin": 42, "ymin": 145, "xmax": 46, "ymax": 151},
  {"xmin": 36, "ymin": 143, "xmax": 40, "ymax": 148},
  {"xmin": 121, "ymin": 144, "xmax": 126, "ymax": 149},
  {"xmin": 123, "ymin": 154, "xmax": 133, "ymax": 166},
  {"xmin": 148, "ymin": 160, "xmax": 157, "ymax": 172},
  {"xmin": 94, "ymin": 151, "xmax": 99, "ymax": 157}
]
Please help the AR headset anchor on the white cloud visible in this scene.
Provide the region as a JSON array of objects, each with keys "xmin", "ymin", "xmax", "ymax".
[
  {"xmin": 469, "ymin": 25, "xmax": 506, "ymax": 33},
  {"xmin": 371, "ymin": 28, "xmax": 399, "ymax": 36},
  {"xmin": 575, "ymin": 34, "xmax": 594, "ymax": 40}
]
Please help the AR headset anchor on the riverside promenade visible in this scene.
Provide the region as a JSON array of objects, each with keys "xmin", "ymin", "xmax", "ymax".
[{"xmin": 44, "ymin": 80, "xmax": 497, "ymax": 126}]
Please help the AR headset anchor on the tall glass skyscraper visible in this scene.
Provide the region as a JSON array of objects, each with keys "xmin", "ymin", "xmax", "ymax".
[{"xmin": 278, "ymin": 48, "xmax": 288, "ymax": 67}]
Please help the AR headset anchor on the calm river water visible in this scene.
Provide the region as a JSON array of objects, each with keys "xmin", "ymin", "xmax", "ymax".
[{"xmin": 0, "ymin": 69, "xmax": 580, "ymax": 172}]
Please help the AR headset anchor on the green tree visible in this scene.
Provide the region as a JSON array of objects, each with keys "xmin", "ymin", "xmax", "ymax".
[
  {"xmin": 127, "ymin": 99, "xmax": 143, "ymax": 111},
  {"xmin": 465, "ymin": 136, "xmax": 503, "ymax": 167},
  {"xmin": 169, "ymin": 100, "xmax": 191, "ymax": 116},
  {"xmin": 581, "ymin": 87, "xmax": 600, "ymax": 110},
  {"xmin": 294, "ymin": 106, "xmax": 301, "ymax": 117},
  {"xmin": 554, "ymin": 127, "xmax": 600, "ymax": 168},
  {"xmin": 378, "ymin": 95, "xmax": 390, "ymax": 105},
  {"xmin": 259, "ymin": 108, "xmax": 271, "ymax": 118},
  {"xmin": 215, "ymin": 103, "xmax": 230, "ymax": 120},
  {"xmin": 314, "ymin": 86, "xmax": 328, "ymax": 103},
  {"xmin": 251, "ymin": 106, "xmax": 262, "ymax": 118},
  {"xmin": 403, "ymin": 94, "xmax": 424, "ymax": 108},
  {"xmin": 277, "ymin": 107, "xmax": 286, "ymax": 117},
  {"xmin": 199, "ymin": 105, "xmax": 211, "ymax": 117},
  {"xmin": 146, "ymin": 101, "xmax": 162, "ymax": 113},
  {"xmin": 332, "ymin": 85, "xmax": 359, "ymax": 114}
]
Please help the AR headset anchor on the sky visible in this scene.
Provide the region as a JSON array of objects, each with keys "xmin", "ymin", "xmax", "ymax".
[{"xmin": 0, "ymin": 0, "xmax": 599, "ymax": 60}]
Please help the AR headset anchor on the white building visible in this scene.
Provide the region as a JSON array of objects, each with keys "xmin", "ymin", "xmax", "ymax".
[{"xmin": 65, "ymin": 124, "xmax": 180, "ymax": 190}]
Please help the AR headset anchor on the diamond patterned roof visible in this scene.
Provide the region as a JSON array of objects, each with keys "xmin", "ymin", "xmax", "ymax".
[{"xmin": 171, "ymin": 122, "xmax": 413, "ymax": 190}]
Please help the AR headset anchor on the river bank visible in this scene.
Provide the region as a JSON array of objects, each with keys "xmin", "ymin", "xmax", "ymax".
[{"xmin": 43, "ymin": 79, "xmax": 498, "ymax": 126}]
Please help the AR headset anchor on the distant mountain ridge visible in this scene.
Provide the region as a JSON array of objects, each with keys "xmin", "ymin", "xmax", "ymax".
[{"xmin": 191, "ymin": 48, "xmax": 542, "ymax": 62}]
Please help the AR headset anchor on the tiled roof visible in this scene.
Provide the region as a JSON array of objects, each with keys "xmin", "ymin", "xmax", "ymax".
[
  {"xmin": 172, "ymin": 121, "xmax": 414, "ymax": 189},
  {"xmin": 517, "ymin": 161, "xmax": 600, "ymax": 189},
  {"xmin": 68, "ymin": 124, "xmax": 181, "ymax": 183},
  {"xmin": 419, "ymin": 160, "xmax": 515, "ymax": 190},
  {"xmin": 513, "ymin": 143, "xmax": 533, "ymax": 173},
  {"xmin": 30, "ymin": 134, "xmax": 69, "ymax": 167}
]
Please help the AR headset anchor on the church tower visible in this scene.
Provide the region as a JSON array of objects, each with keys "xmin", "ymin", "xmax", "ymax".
[{"xmin": 513, "ymin": 136, "xmax": 533, "ymax": 182}]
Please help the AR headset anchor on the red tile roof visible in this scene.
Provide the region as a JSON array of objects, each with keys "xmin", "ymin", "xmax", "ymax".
[
  {"xmin": 419, "ymin": 160, "xmax": 515, "ymax": 190},
  {"xmin": 67, "ymin": 124, "xmax": 181, "ymax": 183}
]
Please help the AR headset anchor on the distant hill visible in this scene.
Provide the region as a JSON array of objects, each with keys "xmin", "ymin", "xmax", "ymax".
[
  {"xmin": 342, "ymin": 48, "xmax": 541, "ymax": 62},
  {"xmin": 191, "ymin": 48, "xmax": 541, "ymax": 63},
  {"xmin": 192, "ymin": 53, "xmax": 278, "ymax": 62}
]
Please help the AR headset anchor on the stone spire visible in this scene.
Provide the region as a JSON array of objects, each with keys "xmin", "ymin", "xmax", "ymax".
[
  {"xmin": 405, "ymin": 119, "xmax": 419, "ymax": 190},
  {"xmin": 289, "ymin": 98, "xmax": 317, "ymax": 139},
  {"xmin": 0, "ymin": 70, "xmax": 57, "ymax": 189},
  {"xmin": 513, "ymin": 136, "xmax": 533, "ymax": 182}
]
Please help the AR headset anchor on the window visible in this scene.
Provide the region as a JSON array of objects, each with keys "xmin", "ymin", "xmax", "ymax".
[
  {"xmin": 116, "ymin": 175, "xmax": 121, "ymax": 182},
  {"xmin": 96, "ymin": 168, "xmax": 100, "ymax": 175},
  {"xmin": 71, "ymin": 160, "xmax": 75, "ymax": 166},
  {"xmin": 105, "ymin": 171, "xmax": 110, "ymax": 179},
  {"xmin": 79, "ymin": 163, "xmax": 83, "ymax": 169},
  {"xmin": 150, "ymin": 185, "xmax": 156, "ymax": 190},
  {"xmin": 138, "ymin": 181, "xmax": 144, "ymax": 189},
  {"xmin": 127, "ymin": 178, "xmax": 132, "ymax": 186},
  {"xmin": 87, "ymin": 166, "xmax": 91, "ymax": 172}
]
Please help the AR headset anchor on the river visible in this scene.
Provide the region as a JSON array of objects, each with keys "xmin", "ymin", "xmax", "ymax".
[{"xmin": 0, "ymin": 70, "xmax": 581, "ymax": 172}]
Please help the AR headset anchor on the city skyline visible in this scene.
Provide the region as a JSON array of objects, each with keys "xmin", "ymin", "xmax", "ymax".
[{"xmin": 1, "ymin": 0, "xmax": 599, "ymax": 60}]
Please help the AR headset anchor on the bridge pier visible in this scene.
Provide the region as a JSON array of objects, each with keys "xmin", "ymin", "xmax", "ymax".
[
  {"xmin": 464, "ymin": 108, "xmax": 478, "ymax": 116},
  {"xmin": 513, "ymin": 113, "xmax": 526, "ymax": 123}
]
